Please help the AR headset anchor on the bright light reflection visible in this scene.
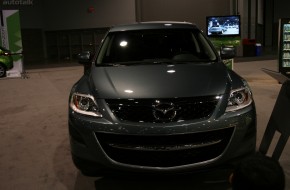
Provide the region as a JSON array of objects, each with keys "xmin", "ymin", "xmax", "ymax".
[
  {"xmin": 167, "ymin": 70, "xmax": 176, "ymax": 73},
  {"xmin": 120, "ymin": 41, "xmax": 128, "ymax": 47},
  {"xmin": 215, "ymin": 95, "xmax": 222, "ymax": 99},
  {"xmin": 124, "ymin": 90, "xmax": 133, "ymax": 93}
]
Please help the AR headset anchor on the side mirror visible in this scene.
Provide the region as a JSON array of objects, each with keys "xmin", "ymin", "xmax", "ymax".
[
  {"xmin": 77, "ymin": 51, "xmax": 92, "ymax": 74},
  {"xmin": 77, "ymin": 51, "xmax": 92, "ymax": 64},
  {"xmin": 220, "ymin": 46, "xmax": 236, "ymax": 59}
]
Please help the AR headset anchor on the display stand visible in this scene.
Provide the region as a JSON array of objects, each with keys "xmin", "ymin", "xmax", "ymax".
[
  {"xmin": 258, "ymin": 69, "xmax": 290, "ymax": 160},
  {"xmin": 0, "ymin": 10, "xmax": 24, "ymax": 78},
  {"xmin": 261, "ymin": 68, "xmax": 288, "ymax": 84},
  {"xmin": 278, "ymin": 18, "xmax": 290, "ymax": 77},
  {"xmin": 206, "ymin": 15, "xmax": 241, "ymax": 70}
]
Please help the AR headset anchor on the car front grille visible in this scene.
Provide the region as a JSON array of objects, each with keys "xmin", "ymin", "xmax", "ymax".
[
  {"xmin": 95, "ymin": 127, "xmax": 234, "ymax": 167},
  {"xmin": 105, "ymin": 96, "xmax": 219, "ymax": 123}
]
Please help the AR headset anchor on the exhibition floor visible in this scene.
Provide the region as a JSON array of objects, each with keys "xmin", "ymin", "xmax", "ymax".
[{"xmin": 0, "ymin": 58, "xmax": 289, "ymax": 189}]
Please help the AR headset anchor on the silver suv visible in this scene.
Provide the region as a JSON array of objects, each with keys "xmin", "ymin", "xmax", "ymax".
[{"xmin": 69, "ymin": 22, "xmax": 256, "ymax": 176}]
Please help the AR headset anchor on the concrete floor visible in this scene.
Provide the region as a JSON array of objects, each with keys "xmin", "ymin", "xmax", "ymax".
[{"xmin": 0, "ymin": 59, "xmax": 289, "ymax": 190}]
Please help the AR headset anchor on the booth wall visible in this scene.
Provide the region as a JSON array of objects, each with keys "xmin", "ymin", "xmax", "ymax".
[
  {"xmin": 265, "ymin": 0, "xmax": 290, "ymax": 51},
  {"xmin": 42, "ymin": 0, "xmax": 136, "ymax": 30},
  {"xmin": 136, "ymin": 0, "xmax": 231, "ymax": 32},
  {"xmin": 1, "ymin": 0, "xmax": 44, "ymax": 29},
  {"xmin": 2, "ymin": 0, "xmax": 136, "ymax": 30}
]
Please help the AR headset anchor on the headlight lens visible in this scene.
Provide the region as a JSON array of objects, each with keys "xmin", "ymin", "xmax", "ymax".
[
  {"xmin": 226, "ymin": 86, "xmax": 253, "ymax": 112},
  {"xmin": 70, "ymin": 93, "xmax": 102, "ymax": 117}
]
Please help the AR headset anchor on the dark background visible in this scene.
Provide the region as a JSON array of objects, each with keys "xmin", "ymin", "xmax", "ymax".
[{"xmin": 1, "ymin": 0, "xmax": 290, "ymax": 64}]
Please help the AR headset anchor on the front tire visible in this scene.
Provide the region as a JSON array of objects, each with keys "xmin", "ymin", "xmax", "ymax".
[{"xmin": 0, "ymin": 63, "xmax": 7, "ymax": 78}]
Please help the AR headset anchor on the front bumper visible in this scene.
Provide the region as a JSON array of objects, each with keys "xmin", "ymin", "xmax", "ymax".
[{"xmin": 68, "ymin": 106, "xmax": 256, "ymax": 175}]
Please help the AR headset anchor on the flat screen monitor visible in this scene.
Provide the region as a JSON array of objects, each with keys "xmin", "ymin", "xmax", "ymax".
[{"xmin": 206, "ymin": 15, "xmax": 241, "ymax": 37}]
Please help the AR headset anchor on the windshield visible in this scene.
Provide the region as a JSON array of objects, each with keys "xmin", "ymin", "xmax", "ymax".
[{"xmin": 96, "ymin": 29, "xmax": 217, "ymax": 65}]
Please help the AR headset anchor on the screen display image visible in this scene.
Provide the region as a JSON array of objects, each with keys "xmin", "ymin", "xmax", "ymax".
[{"xmin": 206, "ymin": 15, "xmax": 241, "ymax": 37}]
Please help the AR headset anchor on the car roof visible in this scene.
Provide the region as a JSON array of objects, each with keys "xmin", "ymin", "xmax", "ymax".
[{"xmin": 109, "ymin": 21, "xmax": 198, "ymax": 32}]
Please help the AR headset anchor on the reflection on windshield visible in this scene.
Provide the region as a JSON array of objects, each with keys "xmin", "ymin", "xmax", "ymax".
[{"xmin": 97, "ymin": 29, "xmax": 217, "ymax": 65}]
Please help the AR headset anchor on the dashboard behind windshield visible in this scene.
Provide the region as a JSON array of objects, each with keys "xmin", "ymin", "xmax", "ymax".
[{"xmin": 96, "ymin": 29, "xmax": 217, "ymax": 64}]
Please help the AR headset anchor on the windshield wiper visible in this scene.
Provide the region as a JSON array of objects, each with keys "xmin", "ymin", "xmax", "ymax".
[
  {"xmin": 97, "ymin": 59, "xmax": 213, "ymax": 67},
  {"xmin": 96, "ymin": 63, "xmax": 128, "ymax": 67},
  {"xmin": 99, "ymin": 59, "xmax": 173, "ymax": 66}
]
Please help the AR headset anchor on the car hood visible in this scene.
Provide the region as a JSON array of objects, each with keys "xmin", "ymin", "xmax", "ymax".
[{"xmin": 89, "ymin": 63, "xmax": 230, "ymax": 99}]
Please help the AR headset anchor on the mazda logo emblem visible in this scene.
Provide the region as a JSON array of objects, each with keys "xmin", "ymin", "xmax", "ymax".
[{"xmin": 152, "ymin": 101, "xmax": 178, "ymax": 122}]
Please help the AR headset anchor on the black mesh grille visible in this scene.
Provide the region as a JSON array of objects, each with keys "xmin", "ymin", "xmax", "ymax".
[
  {"xmin": 106, "ymin": 96, "xmax": 219, "ymax": 123},
  {"xmin": 95, "ymin": 127, "xmax": 234, "ymax": 167}
]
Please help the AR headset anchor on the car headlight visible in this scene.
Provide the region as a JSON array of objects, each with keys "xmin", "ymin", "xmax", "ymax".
[
  {"xmin": 226, "ymin": 85, "xmax": 253, "ymax": 112},
  {"xmin": 70, "ymin": 93, "xmax": 102, "ymax": 117}
]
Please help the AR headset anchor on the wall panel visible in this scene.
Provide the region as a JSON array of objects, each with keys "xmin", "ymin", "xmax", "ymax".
[{"xmin": 138, "ymin": 0, "xmax": 231, "ymax": 31}]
